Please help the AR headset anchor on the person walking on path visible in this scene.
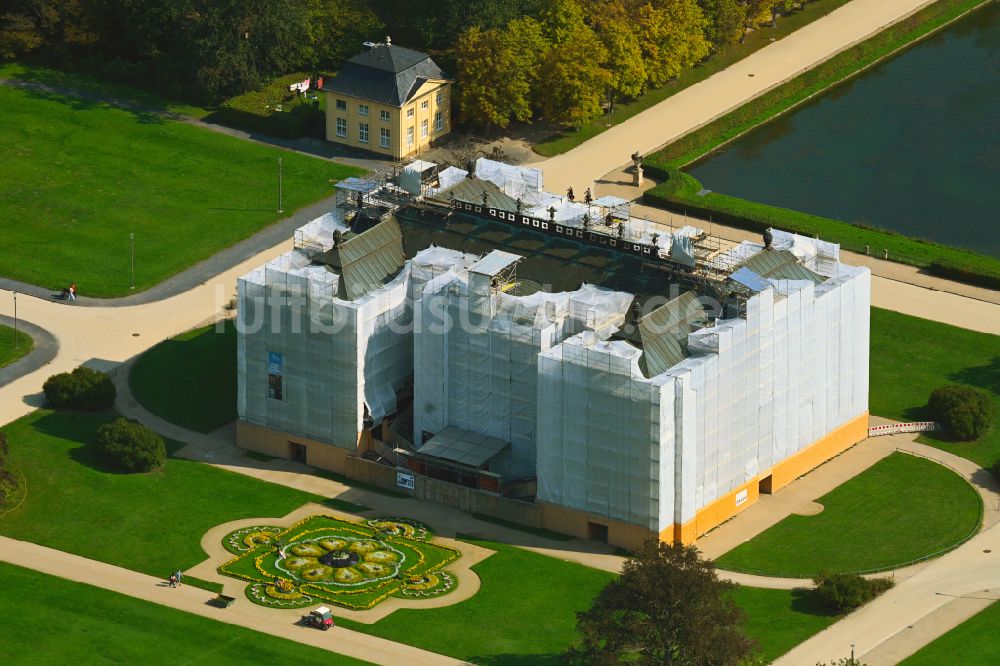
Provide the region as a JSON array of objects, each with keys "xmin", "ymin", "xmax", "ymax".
[
  {"xmin": 173, "ymin": 569, "xmax": 183, "ymax": 587},
  {"xmin": 168, "ymin": 573, "xmax": 177, "ymax": 588},
  {"xmin": 68, "ymin": 282, "xmax": 76, "ymax": 301}
]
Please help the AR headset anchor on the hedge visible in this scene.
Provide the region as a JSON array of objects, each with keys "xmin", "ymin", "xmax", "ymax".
[
  {"xmin": 208, "ymin": 72, "xmax": 325, "ymax": 140},
  {"xmin": 643, "ymin": 0, "xmax": 1000, "ymax": 290}
]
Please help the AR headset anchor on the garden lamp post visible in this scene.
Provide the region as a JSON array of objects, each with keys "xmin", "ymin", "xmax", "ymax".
[
  {"xmin": 129, "ymin": 232, "xmax": 135, "ymax": 290},
  {"xmin": 278, "ymin": 158, "xmax": 284, "ymax": 214}
]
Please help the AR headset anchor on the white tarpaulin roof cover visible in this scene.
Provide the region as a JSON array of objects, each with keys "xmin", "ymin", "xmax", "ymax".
[
  {"xmin": 469, "ymin": 250, "xmax": 521, "ymax": 276},
  {"xmin": 475, "ymin": 158, "xmax": 542, "ymax": 201}
]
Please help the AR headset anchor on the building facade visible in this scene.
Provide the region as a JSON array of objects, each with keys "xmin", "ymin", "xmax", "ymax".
[{"xmin": 322, "ymin": 40, "xmax": 452, "ymax": 159}]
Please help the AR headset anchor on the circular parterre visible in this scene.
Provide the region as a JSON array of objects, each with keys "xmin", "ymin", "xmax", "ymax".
[{"xmin": 218, "ymin": 515, "xmax": 459, "ymax": 610}]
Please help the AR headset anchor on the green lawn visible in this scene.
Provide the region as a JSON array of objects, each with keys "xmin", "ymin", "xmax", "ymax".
[
  {"xmin": 0, "ymin": 324, "xmax": 33, "ymax": 369},
  {"xmin": 870, "ymin": 307, "xmax": 1000, "ymax": 469},
  {"xmin": 533, "ymin": 0, "xmax": 856, "ymax": 156},
  {"xmin": 130, "ymin": 321, "xmax": 236, "ymax": 433},
  {"xmin": 0, "ymin": 78, "xmax": 360, "ymax": 297},
  {"xmin": 0, "ymin": 562, "xmax": 369, "ymax": 665},
  {"xmin": 716, "ymin": 453, "xmax": 982, "ymax": 577},
  {"xmin": 731, "ymin": 586, "xmax": 840, "ymax": 662},
  {"xmin": 336, "ymin": 538, "xmax": 834, "ymax": 664},
  {"xmin": 0, "ymin": 409, "xmax": 325, "ymax": 576},
  {"xmin": 338, "ymin": 538, "xmax": 614, "ymax": 664},
  {"xmin": 900, "ymin": 600, "xmax": 1000, "ymax": 665}
]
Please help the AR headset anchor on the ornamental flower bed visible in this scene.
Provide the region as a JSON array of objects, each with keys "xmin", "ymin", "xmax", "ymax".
[{"xmin": 219, "ymin": 515, "xmax": 460, "ymax": 610}]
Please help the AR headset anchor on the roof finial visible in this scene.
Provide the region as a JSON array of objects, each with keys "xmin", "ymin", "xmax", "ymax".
[{"xmin": 385, "ymin": 35, "xmax": 391, "ymax": 46}]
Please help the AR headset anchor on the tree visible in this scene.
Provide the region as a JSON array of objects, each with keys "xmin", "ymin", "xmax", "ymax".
[
  {"xmin": 585, "ymin": 0, "xmax": 648, "ymax": 102},
  {"xmin": 455, "ymin": 18, "xmax": 547, "ymax": 132},
  {"xmin": 536, "ymin": 0, "xmax": 610, "ymax": 126},
  {"xmin": 744, "ymin": 0, "xmax": 778, "ymax": 29},
  {"xmin": 928, "ymin": 385, "xmax": 995, "ymax": 441},
  {"xmin": 636, "ymin": 0, "xmax": 710, "ymax": 88},
  {"xmin": 0, "ymin": 0, "xmax": 99, "ymax": 60},
  {"xmin": 813, "ymin": 571, "xmax": 893, "ymax": 613},
  {"xmin": 96, "ymin": 418, "xmax": 166, "ymax": 473},
  {"xmin": 699, "ymin": 0, "xmax": 747, "ymax": 48},
  {"xmin": 568, "ymin": 539, "xmax": 756, "ymax": 665},
  {"xmin": 301, "ymin": 0, "xmax": 383, "ymax": 72}
]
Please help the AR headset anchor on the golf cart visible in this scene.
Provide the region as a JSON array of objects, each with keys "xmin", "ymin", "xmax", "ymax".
[{"xmin": 301, "ymin": 606, "xmax": 334, "ymax": 631}]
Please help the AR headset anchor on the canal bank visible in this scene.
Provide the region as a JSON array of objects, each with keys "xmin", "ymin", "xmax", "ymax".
[{"xmin": 643, "ymin": 0, "xmax": 1000, "ymax": 289}]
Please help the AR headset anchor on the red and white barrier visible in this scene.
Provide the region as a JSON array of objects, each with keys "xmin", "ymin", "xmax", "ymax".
[{"xmin": 868, "ymin": 421, "xmax": 937, "ymax": 437}]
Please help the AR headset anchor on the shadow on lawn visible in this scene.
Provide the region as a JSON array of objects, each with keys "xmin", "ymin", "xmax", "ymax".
[
  {"xmin": 788, "ymin": 588, "xmax": 838, "ymax": 618},
  {"xmin": 29, "ymin": 408, "xmax": 186, "ymax": 475},
  {"xmin": 7, "ymin": 73, "xmax": 169, "ymax": 125},
  {"xmin": 950, "ymin": 357, "xmax": 1000, "ymax": 396}
]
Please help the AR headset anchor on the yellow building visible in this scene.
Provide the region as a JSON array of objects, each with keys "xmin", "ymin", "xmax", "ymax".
[{"xmin": 321, "ymin": 40, "xmax": 452, "ymax": 159}]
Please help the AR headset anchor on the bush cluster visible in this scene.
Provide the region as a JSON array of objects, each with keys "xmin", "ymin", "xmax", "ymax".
[
  {"xmin": 95, "ymin": 418, "xmax": 166, "ymax": 473},
  {"xmin": 928, "ymin": 385, "xmax": 995, "ymax": 441},
  {"xmin": 813, "ymin": 572, "xmax": 894, "ymax": 613},
  {"xmin": 43, "ymin": 367, "xmax": 116, "ymax": 411},
  {"xmin": 212, "ymin": 72, "xmax": 324, "ymax": 139}
]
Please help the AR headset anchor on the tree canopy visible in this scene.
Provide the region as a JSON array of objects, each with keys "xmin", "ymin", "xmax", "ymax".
[{"xmin": 569, "ymin": 539, "xmax": 756, "ymax": 665}]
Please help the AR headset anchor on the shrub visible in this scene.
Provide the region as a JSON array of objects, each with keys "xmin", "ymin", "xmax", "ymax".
[
  {"xmin": 813, "ymin": 572, "xmax": 894, "ymax": 613},
  {"xmin": 42, "ymin": 367, "xmax": 116, "ymax": 410},
  {"xmin": 928, "ymin": 385, "xmax": 995, "ymax": 441},
  {"xmin": 95, "ymin": 418, "xmax": 166, "ymax": 473}
]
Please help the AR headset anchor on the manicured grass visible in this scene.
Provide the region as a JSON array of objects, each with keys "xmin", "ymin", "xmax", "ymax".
[
  {"xmin": 900, "ymin": 600, "xmax": 1000, "ymax": 665},
  {"xmin": 338, "ymin": 537, "xmax": 838, "ymax": 663},
  {"xmin": 870, "ymin": 308, "xmax": 1000, "ymax": 469},
  {"xmin": 731, "ymin": 586, "xmax": 840, "ymax": 662},
  {"xmin": 0, "ymin": 562, "xmax": 369, "ymax": 665},
  {"xmin": 643, "ymin": 0, "xmax": 1000, "ymax": 289},
  {"xmin": 533, "ymin": 0, "xmax": 856, "ymax": 157},
  {"xmin": 0, "ymin": 409, "xmax": 325, "ymax": 577},
  {"xmin": 0, "ymin": 79, "xmax": 361, "ymax": 297},
  {"xmin": 0, "ymin": 324, "xmax": 33, "ymax": 369},
  {"xmin": 715, "ymin": 453, "xmax": 982, "ymax": 577},
  {"xmin": 0, "ymin": 62, "xmax": 214, "ymax": 118},
  {"xmin": 338, "ymin": 537, "xmax": 615, "ymax": 664},
  {"xmin": 130, "ymin": 321, "xmax": 236, "ymax": 433}
]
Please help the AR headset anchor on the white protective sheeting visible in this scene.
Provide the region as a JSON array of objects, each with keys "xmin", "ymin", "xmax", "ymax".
[
  {"xmin": 413, "ymin": 271, "xmax": 633, "ymax": 479},
  {"xmin": 536, "ymin": 264, "xmax": 870, "ymax": 533},
  {"xmin": 238, "ymin": 244, "xmax": 412, "ymax": 448},
  {"xmin": 437, "ymin": 166, "xmax": 468, "ymax": 191},
  {"xmin": 475, "ymin": 158, "xmax": 542, "ymax": 202}
]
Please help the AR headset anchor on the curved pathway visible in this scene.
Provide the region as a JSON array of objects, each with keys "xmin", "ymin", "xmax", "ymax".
[
  {"xmin": 0, "ymin": 314, "xmax": 58, "ymax": 387},
  {"xmin": 0, "ymin": 535, "xmax": 461, "ymax": 666}
]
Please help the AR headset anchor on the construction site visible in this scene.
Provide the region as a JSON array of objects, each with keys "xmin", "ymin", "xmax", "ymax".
[{"xmin": 236, "ymin": 159, "xmax": 870, "ymax": 549}]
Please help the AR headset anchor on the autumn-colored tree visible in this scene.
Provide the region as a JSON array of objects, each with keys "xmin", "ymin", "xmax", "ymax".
[
  {"xmin": 568, "ymin": 539, "xmax": 756, "ymax": 665},
  {"xmin": 585, "ymin": 0, "xmax": 648, "ymax": 101},
  {"xmin": 455, "ymin": 18, "xmax": 548, "ymax": 132},
  {"xmin": 636, "ymin": 0, "xmax": 710, "ymax": 88},
  {"xmin": 536, "ymin": 0, "xmax": 610, "ymax": 126},
  {"xmin": 699, "ymin": 0, "xmax": 748, "ymax": 47}
]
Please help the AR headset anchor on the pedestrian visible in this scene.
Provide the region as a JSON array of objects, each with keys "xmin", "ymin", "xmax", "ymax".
[
  {"xmin": 173, "ymin": 569, "xmax": 183, "ymax": 586},
  {"xmin": 67, "ymin": 282, "xmax": 77, "ymax": 301},
  {"xmin": 169, "ymin": 573, "xmax": 177, "ymax": 588}
]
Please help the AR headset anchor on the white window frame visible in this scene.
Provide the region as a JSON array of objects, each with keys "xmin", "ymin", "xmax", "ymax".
[
  {"xmin": 335, "ymin": 99, "xmax": 346, "ymax": 110},
  {"xmin": 379, "ymin": 109, "xmax": 390, "ymax": 121},
  {"xmin": 335, "ymin": 117, "xmax": 347, "ymax": 137},
  {"xmin": 436, "ymin": 90, "xmax": 444, "ymax": 103},
  {"xmin": 358, "ymin": 103, "xmax": 369, "ymax": 116},
  {"xmin": 379, "ymin": 127, "xmax": 390, "ymax": 149},
  {"xmin": 434, "ymin": 110, "xmax": 443, "ymax": 132},
  {"xmin": 420, "ymin": 119, "xmax": 428, "ymax": 138},
  {"xmin": 420, "ymin": 100, "xmax": 428, "ymax": 110},
  {"xmin": 406, "ymin": 126, "xmax": 414, "ymax": 146},
  {"xmin": 359, "ymin": 122, "xmax": 369, "ymax": 143},
  {"xmin": 406, "ymin": 108, "xmax": 414, "ymax": 118}
]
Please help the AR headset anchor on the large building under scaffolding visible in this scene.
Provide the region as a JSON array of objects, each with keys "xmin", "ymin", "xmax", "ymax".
[{"xmin": 236, "ymin": 159, "xmax": 870, "ymax": 549}]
